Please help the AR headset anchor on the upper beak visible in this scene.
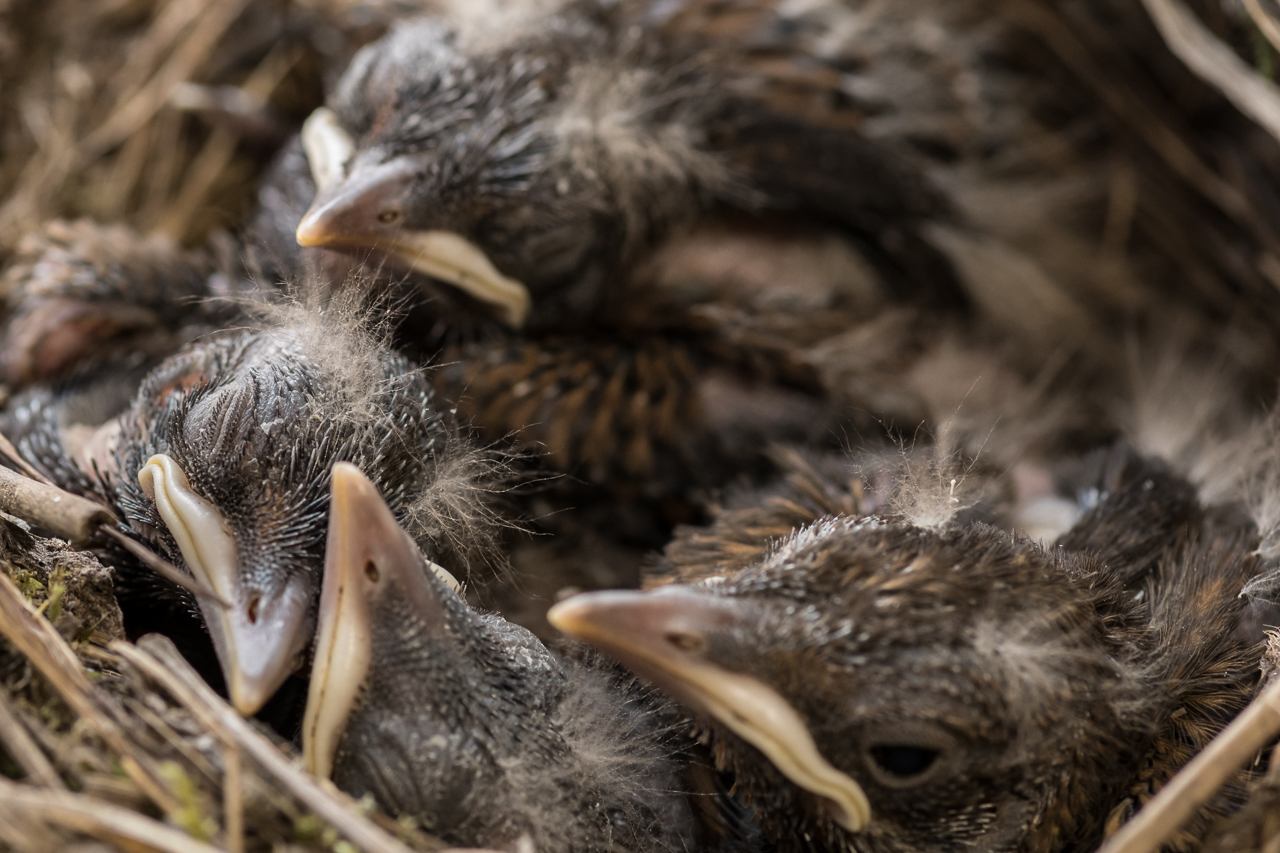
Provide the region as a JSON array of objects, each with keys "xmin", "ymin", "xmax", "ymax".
[
  {"xmin": 294, "ymin": 108, "xmax": 530, "ymax": 328},
  {"xmin": 303, "ymin": 462, "xmax": 462, "ymax": 779},
  {"xmin": 138, "ymin": 455, "xmax": 312, "ymax": 716},
  {"xmin": 548, "ymin": 588, "xmax": 872, "ymax": 833}
]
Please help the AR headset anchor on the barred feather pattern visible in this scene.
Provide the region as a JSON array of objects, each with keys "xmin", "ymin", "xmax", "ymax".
[{"xmin": 434, "ymin": 337, "xmax": 700, "ymax": 483}]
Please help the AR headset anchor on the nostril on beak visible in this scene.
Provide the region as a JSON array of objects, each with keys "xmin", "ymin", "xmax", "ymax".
[
  {"xmin": 364, "ymin": 561, "xmax": 380, "ymax": 583},
  {"xmin": 246, "ymin": 593, "xmax": 261, "ymax": 625},
  {"xmin": 664, "ymin": 631, "xmax": 705, "ymax": 653}
]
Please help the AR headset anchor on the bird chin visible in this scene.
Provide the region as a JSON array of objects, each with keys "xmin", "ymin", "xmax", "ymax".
[
  {"xmin": 641, "ymin": 657, "xmax": 871, "ymax": 834},
  {"xmin": 548, "ymin": 590, "xmax": 872, "ymax": 833}
]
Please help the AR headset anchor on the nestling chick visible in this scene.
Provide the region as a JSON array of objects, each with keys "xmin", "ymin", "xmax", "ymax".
[
  {"xmin": 249, "ymin": 0, "xmax": 964, "ymax": 487},
  {"xmin": 2, "ymin": 301, "xmax": 494, "ymax": 716},
  {"xmin": 0, "ymin": 219, "xmax": 227, "ymax": 387},
  {"xmin": 282, "ymin": 0, "xmax": 944, "ymax": 330},
  {"xmin": 304, "ymin": 463, "xmax": 718, "ymax": 853},
  {"xmin": 551, "ymin": 455, "xmax": 1262, "ymax": 853}
]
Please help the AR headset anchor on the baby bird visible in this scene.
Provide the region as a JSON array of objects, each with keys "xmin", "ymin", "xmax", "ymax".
[
  {"xmin": 303, "ymin": 463, "xmax": 723, "ymax": 853},
  {"xmin": 249, "ymin": 0, "xmax": 962, "ymax": 486},
  {"xmin": 280, "ymin": 0, "xmax": 944, "ymax": 330},
  {"xmin": 550, "ymin": 455, "xmax": 1263, "ymax": 853},
  {"xmin": 1, "ymin": 300, "xmax": 492, "ymax": 716}
]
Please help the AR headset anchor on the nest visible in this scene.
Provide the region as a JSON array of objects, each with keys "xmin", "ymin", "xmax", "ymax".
[{"xmin": 5, "ymin": 0, "xmax": 1280, "ymax": 851}]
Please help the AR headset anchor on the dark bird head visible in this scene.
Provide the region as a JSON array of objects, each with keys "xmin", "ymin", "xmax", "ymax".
[
  {"xmin": 292, "ymin": 8, "xmax": 734, "ymax": 329},
  {"xmin": 550, "ymin": 517, "xmax": 1173, "ymax": 853},
  {"xmin": 98, "ymin": 309, "xmax": 455, "ymax": 715},
  {"xmin": 305, "ymin": 463, "xmax": 701, "ymax": 852}
]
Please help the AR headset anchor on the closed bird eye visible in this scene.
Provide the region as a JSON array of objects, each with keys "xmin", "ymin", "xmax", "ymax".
[
  {"xmin": 859, "ymin": 727, "xmax": 958, "ymax": 790},
  {"xmin": 868, "ymin": 745, "xmax": 939, "ymax": 780}
]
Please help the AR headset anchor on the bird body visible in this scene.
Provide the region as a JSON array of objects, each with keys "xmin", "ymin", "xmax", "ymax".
[
  {"xmin": 305, "ymin": 463, "xmax": 727, "ymax": 853},
  {"xmin": 551, "ymin": 452, "xmax": 1264, "ymax": 852},
  {"xmin": 1, "ymin": 298, "xmax": 499, "ymax": 716},
  {"xmin": 256, "ymin": 0, "xmax": 1017, "ymax": 489}
]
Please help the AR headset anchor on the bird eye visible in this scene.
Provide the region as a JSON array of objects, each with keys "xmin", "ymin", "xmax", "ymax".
[
  {"xmin": 378, "ymin": 208, "xmax": 401, "ymax": 224},
  {"xmin": 867, "ymin": 745, "xmax": 940, "ymax": 783}
]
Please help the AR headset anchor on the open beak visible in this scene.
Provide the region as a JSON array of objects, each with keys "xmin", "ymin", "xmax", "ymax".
[
  {"xmin": 548, "ymin": 588, "xmax": 872, "ymax": 833},
  {"xmin": 295, "ymin": 108, "xmax": 531, "ymax": 328},
  {"xmin": 138, "ymin": 454, "xmax": 311, "ymax": 716},
  {"xmin": 303, "ymin": 462, "xmax": 462, "ymax": 779}
]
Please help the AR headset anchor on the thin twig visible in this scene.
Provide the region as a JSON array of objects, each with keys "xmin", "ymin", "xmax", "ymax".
[
  {"xmin": 100, "ymin": 526, "xmax": 229, "ymax": 608},
  {"xmin": 1099, "ymin": 677, "xmax": 1280, "ymax": 853},
  {"xmin": 115, "ymin": 636, "xmax": 423, "ymax": 853},
  {"xmin": 224, "ymin": 741, "xmax": 245, "ymax": 853},
  {"xmin": 83, "ymin": 0, "xmax": 255, "ymax": 156},
  {"xmin": 1004, "ymin": 0, "xmax": 1259, "ymax": 230},
  {"xmin": 0, "ymin": 688, "xmax": 65, "ymax": 789},
  {"xmin": 1141, "ymin": 0, "xmax": 1280, "ymax": 144},
  {"xmin": 0, "ymin": 428, "xmax": 227, "ymax": 605},
  {"xmin": 0, "ymin": 464, "xmax": 115, "ymax": 548},
  {"xmin": 0, "ymin": 776, "xmax": 223, "ymax": 853},
  {"xmin": 160, "ymin": 43, "xmax": 300, "ymax": 242}
]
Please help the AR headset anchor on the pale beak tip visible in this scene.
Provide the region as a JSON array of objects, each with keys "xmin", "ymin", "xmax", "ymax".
[
  {"xmin": 229, "ymin": 677, "xmax": 273, "ymax": 717},
  {"xmin": 547, "ymin": 590, "xmax": 641, "ymax": 640},
  {"xmin": 546, "ymin": 596, "xmax": 590, "ymax": 635},
  {"xmin": 330, "ymin": 461, "xmax": 364, "ymax": 487},
  {"xmin": 295, "ymin": 212, "xmax": 327, "ymax": 248}
]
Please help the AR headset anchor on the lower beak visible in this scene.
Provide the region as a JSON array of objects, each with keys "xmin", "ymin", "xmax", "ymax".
[{"xmin": 303, "ymin": 462, "xmax": 410, "ymax": 779}]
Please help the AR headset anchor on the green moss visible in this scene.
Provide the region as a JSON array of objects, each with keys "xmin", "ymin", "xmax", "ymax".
[
  {"xmin": 293, "ymin": 814, "xmax": 325, "ymax": 843},
  {"xmin": 38, "ymin": 564, "xmax": 65, "ymax": 623},
  {"xmin": 11, "ymin": 568, "xmax": 45, "ymax": 603},
  {"xmin": 294, "ymin": 814, "xmax": 364, "ymax": 851},
  {"xmin": 354, "ymin": 793, "xmax": 377, "ymax": 817},
  {"xmin": 158, "ymin": 761, "xmax": 218, "ymax": 842}
]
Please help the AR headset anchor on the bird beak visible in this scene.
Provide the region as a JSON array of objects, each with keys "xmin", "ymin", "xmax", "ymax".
[
  {"xmin": 138, "ymin": 454, "xmax": 311, "ymax": 716},
  {"xmin": 299, "ymin": 107, "xmax": 354, "ymax": 195},
  {"xmin": 295, "ymin": 108, "xmax": 531, "ymax": 328},
  {"xmin": 548, "ymin": 588, "xmax": 872, "ymax": 833},
  {"xmin": 303, "ymin": 462, "xmax": 462, "ymax": 780}
]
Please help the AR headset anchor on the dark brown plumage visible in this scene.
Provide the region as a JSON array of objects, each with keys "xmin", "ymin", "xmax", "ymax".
[
  {"xmin": 304, "ymin": 463, "xmax": 741, "ymax": 853},
  {"xmin": 251, "ymin": 0, "xmax": 1126, "ymax": 492},
  {"xmin": 551, "ymin": 451, "xmax": 1265, "ymax": 853}
]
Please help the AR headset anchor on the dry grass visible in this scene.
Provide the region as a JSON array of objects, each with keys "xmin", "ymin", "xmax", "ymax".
[
  {"xmin": 4, "ymin": 0, "xmax": 1280, "ymax": 850},
  {"xmin": 0, "ymin": 4, "xmax": 462, "ymax": 849},
  {"xmin": 0, "ymin": 0, "xmax": 419, "ymax": 266},
  {"xmin": 0, "ymin": 456, "xmax": 452, "ymax": 852}
]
